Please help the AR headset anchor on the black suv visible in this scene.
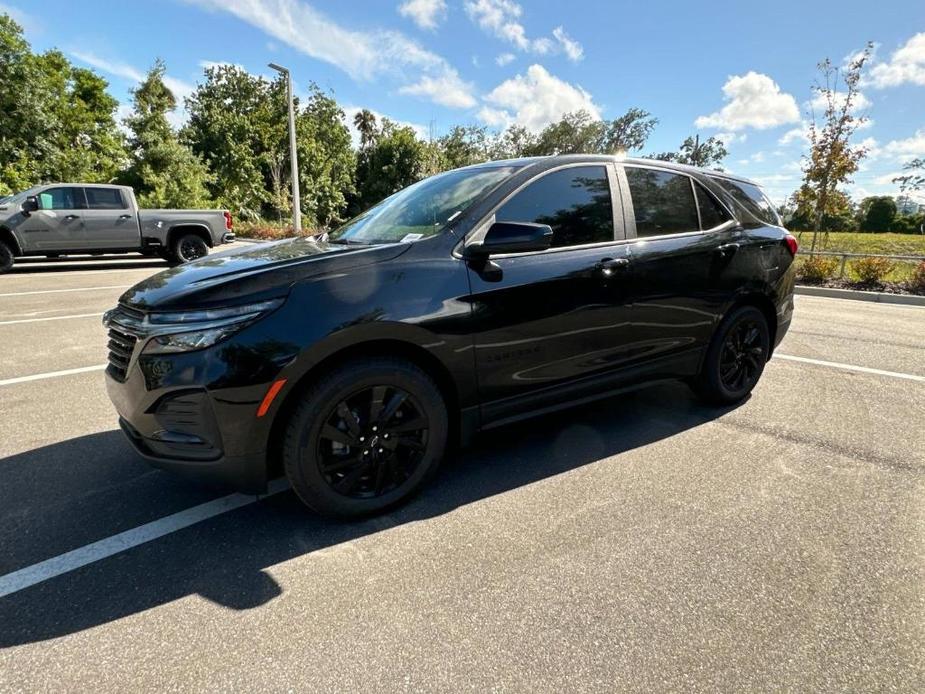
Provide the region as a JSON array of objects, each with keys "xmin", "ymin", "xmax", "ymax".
[{"xmin": 104, "ymin": 155, "xmax": 796, "ymax": 517}]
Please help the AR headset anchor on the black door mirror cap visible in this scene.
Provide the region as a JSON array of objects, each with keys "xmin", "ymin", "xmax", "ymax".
[
  {"xmin": 21, "ymin": 196, "xmax": 39, "ymax": 214},
  {"xmin": 465, "ymin": 221, "xmax": 553, "ymax": 258}
]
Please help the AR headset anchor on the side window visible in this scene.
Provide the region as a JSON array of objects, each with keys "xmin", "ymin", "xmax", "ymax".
[
  {"xmin": 496, "ymin": 165, "xmax": 614, "ymax": 248},
  {"xmin": 625, "ymin": 167, "xmax": 699, "ymax": 237},
  {"xmin": 694, "ymin": 182, "xmax": 731, "ymax": 230},
  {"xmin": 38, "ymin": 187, "xmax": 84, "ymax": 210},
  {"xmin": 84, "ymin": 187, "xmax": 126, "ymax": 210},
  {"xmin": 710, "ymin": 177, "xmax": 781, "ymax": 226}
]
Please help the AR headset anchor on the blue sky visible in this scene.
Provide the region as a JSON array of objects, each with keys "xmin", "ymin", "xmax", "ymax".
[{"xmin": 3, "ymin": 0, "xmax": 924, "ymax": 202}]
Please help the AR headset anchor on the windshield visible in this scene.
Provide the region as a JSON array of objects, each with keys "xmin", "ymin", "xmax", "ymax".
[
  {"xmin": 710, "ymin": 177, "xmax": 781, "ymax": 226},
  {"xmin": 327, "ymin": 166, "xmax": 517, "ymax": 245}
]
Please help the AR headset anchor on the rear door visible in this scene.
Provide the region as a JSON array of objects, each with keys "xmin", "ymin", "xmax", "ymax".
[
  {"xmin": 18, "ymin": 186, "xmax": 86, "ymax": 251},
  {"xmin": 466, "ymin": 163, "xmax": 635, "ymax": 422},
  {"xmin": 617, "ymin": 164, "xmax": 744, "ymax": 369},
  {"xmin": 81, "ymin": 187, "xmax": 138, "ymax": 250}
]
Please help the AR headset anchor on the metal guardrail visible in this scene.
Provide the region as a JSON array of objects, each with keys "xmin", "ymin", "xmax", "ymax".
[{"xmin": 796, "ymin": 250, "xmax": 925, "ymax": 279}]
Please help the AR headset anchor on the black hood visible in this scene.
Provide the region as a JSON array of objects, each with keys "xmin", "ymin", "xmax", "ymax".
[{"xmin": 119, "ymin": 237, "xmax": 410, "ymax": 311}]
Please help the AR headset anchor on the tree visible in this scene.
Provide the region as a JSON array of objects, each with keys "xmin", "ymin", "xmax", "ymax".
[
  {"xmin": 797, "ymin": 43, "xmax": 873, "ymax": 252},
  {"xmin": 353, "ymin": 109, "xmax": 377, "ymax": 151},
  {"xmin": 296, "ymin": 85, "xmax": 355, "ymax": 228},
  {"xmin": 521, "ymin": 108, "xmax": 657, "ymax": 156},
  {"xmin": 437, "ymin": 125, "xmax": 494, "ymax": 169},
  {"xmin": 893, "ymin": 158, "xmax": 924, "ymax": 193},
  {"xmin": 789, "ymin": 188, "xmax": 856, "ymax": 232},
  {"xmin": 650, "ymin": 134, "xmax": 728, "ymax": 169},
  {"xmin": 600, "ymin": 107, "xmax": 659, "ymax": 153},
  {"xmin": 120, "ymin": 60, "xmax": 211, "ymax": 208},
  {"xmin": 184, "ymin": 65, "xmax": 288, "ymax": 219},
  {"xmin": 859, "ymin": 196, "xmax": 897, "ymax": 232},
  {"xmin": 0, "ymin": 15, "xmax": 125, "ymax": 192},
  {"xmin": 352, "ymin": 120, "xmax": 429, "ymax": 212}
]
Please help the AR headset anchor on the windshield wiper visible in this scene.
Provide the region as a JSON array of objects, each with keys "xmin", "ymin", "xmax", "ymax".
[{"xmin": 326, "ymin": 238, "xmax": 371, "ymax": 246}]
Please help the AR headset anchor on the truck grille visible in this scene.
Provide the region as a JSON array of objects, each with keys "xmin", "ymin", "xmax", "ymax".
[{"xmin": 106, "ymin": 304, "xmax": 145, "ymax": 382}]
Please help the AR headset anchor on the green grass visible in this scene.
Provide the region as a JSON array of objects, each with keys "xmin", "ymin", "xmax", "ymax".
[{"xmin": 791, "ymin": 231, "xmax": 925, "ymax": 256}]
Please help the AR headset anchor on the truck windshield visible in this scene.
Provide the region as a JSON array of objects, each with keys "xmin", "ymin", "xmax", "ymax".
[{"xmin": 326, "ymin": 165, "xmax": 517, "ymax": 245}]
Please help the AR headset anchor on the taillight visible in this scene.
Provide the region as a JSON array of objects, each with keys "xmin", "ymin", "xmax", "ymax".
[
  {"xmin": 223, "ymin": 211, "xmax": 233, "ymax": 230},
  {"xmin": 784, "ymin": 233, "xmax": 798, "ymax": 257}
]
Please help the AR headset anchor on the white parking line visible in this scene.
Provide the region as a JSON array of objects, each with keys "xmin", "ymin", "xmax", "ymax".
[
  {"xmin": 776, "ymin": 354, "xmax": 925, "ymax": 383},
  {"xmin": 0, "ymin": 480, "xmax": 290, "ymax": 599},
  {"xmin": 0, "ymin": 312, "xmax": 103, "ymax": 326},
  {"xmin": 0, "ymin": 364, "xmax": 107, "ymax": 387},
  {"xmin": 0, "ymin": 285, "xmax": 130, "ymax": 297}
]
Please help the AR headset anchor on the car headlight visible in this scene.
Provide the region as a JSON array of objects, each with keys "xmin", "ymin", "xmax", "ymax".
[{"xmin": 142, "ymin": 298, "xmax": 283, "ymax": 355}]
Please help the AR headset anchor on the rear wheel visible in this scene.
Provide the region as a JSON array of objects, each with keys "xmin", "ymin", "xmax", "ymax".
[
  {"xmin": 693, "ymin": 305, "xmax": 770, "ymax": 405},
  {"xmin": 0, "ymin": 241, "xmax": 14, "ymax": 274},
  {"xmin": 282, "ymin": 357, "xmax": 448, "ymax": 517},
  {"xmin": 171, "ymin": 234, "xmax": 209, "ymax": 263}
]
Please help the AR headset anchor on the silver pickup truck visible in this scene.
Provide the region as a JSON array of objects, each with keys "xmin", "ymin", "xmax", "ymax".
[{"xmin": 0, "ymin": 183, "xmax": 235, "ymax": 273}]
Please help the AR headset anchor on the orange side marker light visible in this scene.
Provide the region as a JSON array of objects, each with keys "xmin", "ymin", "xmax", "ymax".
[{"xmin": 257, "ymin": 379, "xmax": 287, "ymax": 418}]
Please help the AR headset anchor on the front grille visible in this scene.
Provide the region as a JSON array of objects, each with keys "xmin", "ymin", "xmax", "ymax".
[
  {"xmin": 106, "ymin": 304, "xmax": 145, "ymax": 382},
  {"xmin": 107, "ymin": 325, "xmax": 137, "ymax": 381}
]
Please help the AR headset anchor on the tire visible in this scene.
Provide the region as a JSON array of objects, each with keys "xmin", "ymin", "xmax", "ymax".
[
  {"xmin": 282, "ymin": 357, "xmax": 449, "ymax": 518},
  {"xmin": 171, "ymin": 234, "xmax": 209, "ymax": 263},
  {"xmin": 692, "ymin": 305, "xmax": 770, "ymax": 406},
  {"xmin": 0, "ymin": 241, "xmax": 13, "ymax": 274}
]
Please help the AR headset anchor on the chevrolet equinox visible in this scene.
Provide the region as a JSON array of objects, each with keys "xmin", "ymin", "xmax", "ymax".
[{"xmin": 104, "ymin": 155, "xmax": 797, "ymax": 517}]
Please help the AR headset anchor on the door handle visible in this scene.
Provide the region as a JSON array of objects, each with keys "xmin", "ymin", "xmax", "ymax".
[
  {"xmin": 63, "ymin": 214, "xmax": 80, "ymax": 221},
  {"xmin": 715, "ymin": 242, "xmax": 740, "ymax": 258},
  {"xmin": 597, "ymin": 257, "xmax": 630, "ymax": 277},
  {"xmin": 119, "ymin": 214, "xmax": 132, "ymax": 219}
]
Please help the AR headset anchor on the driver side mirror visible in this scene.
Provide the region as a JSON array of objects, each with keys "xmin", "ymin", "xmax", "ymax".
[
  {"xmin": 21, "ymin": 196, "xmax": 39, "ymax": 214},
  {"xmin": 464, "ymin": 221, "xmax": 553, "ymax": 258}
]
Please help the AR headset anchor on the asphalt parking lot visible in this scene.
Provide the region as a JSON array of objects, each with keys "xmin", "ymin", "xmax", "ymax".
[{"xmin": 1, "ymin": 253, "xmax": 923, "ymax": 691}]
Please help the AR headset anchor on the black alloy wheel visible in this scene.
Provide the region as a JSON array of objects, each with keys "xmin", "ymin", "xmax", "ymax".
[
  {"xmin": 283, "ymin": 357, "xmax": 448, "ymax": 517},
  {"xmin": 316, "ymin": 385, "xmax": 429, "ymax": 499},
  {"xmin": 174, "ymin": 234, "xmax": 209, "ymax": 263},
  {"xmin": 693, "ymin": 305, "xmax": 770, "ymax": 405}
]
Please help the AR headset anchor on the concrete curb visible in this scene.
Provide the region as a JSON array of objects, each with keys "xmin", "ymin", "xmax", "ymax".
[{"xmin": 795, "ymin": 285, "xmax": 925, "ymax": 306}]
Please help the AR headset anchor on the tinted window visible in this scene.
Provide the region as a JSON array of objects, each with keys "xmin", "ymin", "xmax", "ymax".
[
  {"xmin": 496, "ymin": 166, "xmax": 613, "ymax": 248},
  {"xmin": 625, "ymin": 168, "xmax": 699, "ymax": 237},
  {"xmin": 695, "ymin": 182, "xmax": 731, "ymax": 230},
  {"xmin": 710, "ymin": 177, "xmax": 780, "ymax": 226},
  {"xmin": 38, "ymin": 187, "xmax": 83, "ymax": 210},
  {"xmin": 84, "ymin": 187, "xmax": 125, "ymax": 210}
]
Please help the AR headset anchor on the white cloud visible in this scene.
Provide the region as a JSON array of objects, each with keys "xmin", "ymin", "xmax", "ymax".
[
  {"xmin": 495, "ymin": 52, "xmax": 516, "ymax": 66},
  {"xmin": 0, "ymin": 2, "xmax": 36, "ymax": 30},
  {"xmin": 695, "ymin": 71, "xmax": 800, "ymax": 131},
  {"xmin": 480, "ymin": 64, "xmax": 600, "ymax": 132},
  {"xmin": 778, "ymin": 122, "xmax": 811, "ymax": 145},
  {"xmin": 464, "ymin": 0, "xmax": 582, "ymax": 60},
  {"xmin": 398, "ymin": 70, "xmax": 478, "ymax": 108},
  {"xmin": 186, "ymin": 0, "xmax": 475, "ymax": 108},
  {"xmin": 857, "ymin": 136, "xmax": 882, "ymax": 159},
  {"xmin": 71, "ymin": 51, "xmax": 145, "ymax": 83},
  {"xmin": 398, "ymin": 0, "xmax": 447, "ymax": 31},
  {"xmin": 552, "ymin": 26, "xmax": 583, "ymax": 62},
  {"xmin": 865, "ymin": 32, "xmax": 925, "ymax": 88},
  {"xmin": 341, "ymin": 105, "xmax": 428, "ymax": 147},
  {"xmin": 808, "ymin": 89, "xmax": 872, "ymax": 114},
  {"xmin": 882, "ymin": 129, "xmax": 925, "ymax": 160}
]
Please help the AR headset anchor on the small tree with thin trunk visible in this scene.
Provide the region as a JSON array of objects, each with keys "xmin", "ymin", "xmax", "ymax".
[{"xmin": 797, "ymin": 43, "xmax": 873, "ymax": 252}]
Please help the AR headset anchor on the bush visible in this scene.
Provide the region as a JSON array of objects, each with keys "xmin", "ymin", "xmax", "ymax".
[
  {"xmin": 852, "ymin": 256, "xmax": 895, "ymax": 284},
  {"xmin": 797, "ymin": 255, "xmax": 838, "ymax": 282},
  {"xmin": 908, "ymin": 261, "xmax": 925, "ymax": 292},
  {"xmin": 235, "ymin": 221, "xmax": 315, "ymax": 241}
]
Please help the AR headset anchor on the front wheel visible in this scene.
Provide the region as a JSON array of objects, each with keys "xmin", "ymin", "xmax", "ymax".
[
  {"xmin": 693, "ymin": 305, "xmax": 770, "ymax": 406},
  {"xmin": 171, "ymin": 234, "xmax": 209, "ymax": 264},
  {"xmin": 282, "ymin": 357, "xmax": 448, "ymax": 517}
]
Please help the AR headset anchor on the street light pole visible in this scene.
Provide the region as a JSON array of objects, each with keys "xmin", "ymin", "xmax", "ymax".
[{"xmin": 268, "ymin": 63, "xmax": 301, "ymax": 234}]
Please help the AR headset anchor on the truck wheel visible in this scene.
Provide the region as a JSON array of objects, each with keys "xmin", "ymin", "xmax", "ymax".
[
  {"xmin": 171, "ymin": 234, "xmax": 209, "ymax": 263},
  {"xmin": 0, "ymin": 241, "xmax": 14, "ymax": 274},
  {"xmin": 282, "ymin": 357, "xmax": 449, "ymax": 518}
]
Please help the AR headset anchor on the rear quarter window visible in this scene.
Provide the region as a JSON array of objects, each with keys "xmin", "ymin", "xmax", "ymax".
[{"xmin": 710, "ymin": 177, "xmax": 780, "ymax": 226}]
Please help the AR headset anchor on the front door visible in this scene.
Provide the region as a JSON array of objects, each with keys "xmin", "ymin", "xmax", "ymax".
[
  {"xmin": 81, "ymin": 187, "xmax": 137, "ymax": 249},
  {"xmin": 465, "ymin": 164, "xmax": 634, "ymax": 423},
  {"xmin": 18, "ymin": 187, "xmax": 87, "ymax": 252}
]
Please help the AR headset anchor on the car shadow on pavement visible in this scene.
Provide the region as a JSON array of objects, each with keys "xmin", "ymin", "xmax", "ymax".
[{"xmin": 0, "ymin": 381, "xmax": 743, "ymax": 646}]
